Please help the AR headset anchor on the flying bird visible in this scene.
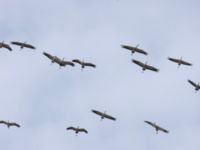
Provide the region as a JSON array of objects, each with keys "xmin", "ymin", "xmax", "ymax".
[
  {"xmin": 121, "ymin": 44, "xmax": 148, "ymax": 55},
  {"xmin": 188, "ymin": 79, "xmax": 200, "ymax": 92},
  {"xmin": 132, "ymin": 59, "xmax": 159, "ymax": 72},
  {"xmin": 66, "ymin": 126, "xmax": 88, "ymax": 135},
  {"xmin": 0, "ymin": 41, "xmax": 12, "ymax": 51},
  {"xmin": 144, "ymin": 120, "xmax": 169, "ymax": 134},
  {"xmin": 11, "ymin": 41, "xmax": 36, "ymax": 50},
  {"xmin": 0, "ymin": 120, "xmax": 20, "ymax": 128},
  {"xmin": 43, "ymin": 52, "xmax": 75, "ymax": 68},
  {"xmin": 72, "ymin": 59, "xmax": 96, "ymax": 69},
  {"xmin": 91, "ymin": 109, "xmax": 116, "ymax": 121},
  {"xmin": 168, "ymin": 57, "xmax": 192, "ymax": 67}
]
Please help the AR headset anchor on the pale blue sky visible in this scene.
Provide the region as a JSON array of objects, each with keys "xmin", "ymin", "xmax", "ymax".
[{"xmin": 0, "ymin": 0, "xmax": 200, "ymax": 150}]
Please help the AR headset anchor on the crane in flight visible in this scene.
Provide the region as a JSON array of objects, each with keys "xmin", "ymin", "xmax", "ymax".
[
  {"xmin": 144, "ymin": 120, "xmax": 169, "ymax": 134},
  {"xmin": 121, "ymin": 44, "xmax": 148, "ymax": 55}
]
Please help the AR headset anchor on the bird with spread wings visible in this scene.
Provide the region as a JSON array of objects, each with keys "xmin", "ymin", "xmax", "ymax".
[
  {"xmin": 121, "ymin": 44, "xmax": 148, "ymax": 55},
  {"xmin": 144, "ymin": 120, "xmax": 169, "ymax": 134},
  {"xmin": 92, "ymin": 109, "xmax": 116, "ymax": 121},
  {"xmin": 132, "ymin": 59, "xmax": 159, "ymax": 72},
  {"xmin": 168, "ymin": 57, "xmax": 192, "ymax": 67},
  {"xmin": 66, "ymin": 126, "xmax": 88, "ymax": 135},
  {"xmin": 11, "ymin": 41, "xmax": 36, "ymax": 50},
  {"xmin": 43, "ymin": 52, "xmax": 75, "ymax": 68},
  {"xmin": 0, "ymin": 120, "xmax": 20, "ymax": 128}
]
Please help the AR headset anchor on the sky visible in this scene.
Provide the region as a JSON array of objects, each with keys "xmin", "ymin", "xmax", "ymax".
[{"xmin": 0, "ymin": 0, "xmax": 200, "ymax": 149}]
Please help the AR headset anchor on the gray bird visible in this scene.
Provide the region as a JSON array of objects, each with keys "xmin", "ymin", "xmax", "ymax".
[
  {"xmin": 121, "ymin": 44, "xmax": 148, "ymax": 55},
  {"xmin": 11, "ymin": 41, "xmax": 36, "ymax": 50},
  {"xmin": 43, "ymin": 52, "xmax": 75, "ymax": 68},
  {"xmin": 0, "ymin": 120, "xmax": 20, "ymax": 128},
  {"xmin": 92, "ymin": 109, "xmax": 116, "ymax": 121},
  {"xmin": 168, "ymin": 57, "xmax": 192, "ymax": 67},
  {"xmin": 66, "ymin": 126, "xmax": 88, "ymax": 135},
  {"xmin": 144, "ymin": 120, "xmax": 169, "ymax": 134},
  {"xmin": 132, "ymin": 59, "xmax": 159, "ymax": 72}
]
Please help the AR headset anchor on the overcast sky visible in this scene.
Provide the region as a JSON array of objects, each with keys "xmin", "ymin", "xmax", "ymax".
[{"xmin": 0, "ymin": 0, "xmax": 200, "ymax": 149}]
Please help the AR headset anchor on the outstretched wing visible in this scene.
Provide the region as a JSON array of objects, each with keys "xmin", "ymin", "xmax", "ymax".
[
  {"xmin": 146, "ymin": 64, "xmax": 159, "ymax": 72},
  {"xmin": 104, "ymin": 113, "xmax": 116, "ymax": 121},
  {"xmin": 188, "ymin": 79, "xmax": 197, "ymax": 87},
  {"xmin": 156, "ymin": 125, "xmax": 169, "ymax": 133},
  {"xmin": 168, "ymin": 57, "xmax": 179, "ymax": 63},
  {"xmin": 132, "ymin": 59, "xmax": 145, "ymax": 68},
  {"xmin": 72, "ymin": 59, "xmax": 82, "ymax": 65},
  {"xmin": 136, "ymin": 48, "xmax": 148, "ymax": 55},
  {"xmin": 9, "ymin": 122, "xmax": 20, "ymax": 128},
  {"xmin": 11, "ymin": 41, "xmax": 23, "ymax": 46},
  {"xmin": 23, "ymin": 43, "xmax": 36, "ymax": 49},
  {"xmin": 79, "ymin": 128, "xmax": 88, "ymax": 134},
  {"xmin": 144, "ymin": 120, "xmax": 155, "ymax": 127},
  {"xmin": 121, "ymin": 45, "xmax": 135, "ymax": 51},
  {"xmin": 84, "ymin": 62, "xmax": 96, "ymax": 68},
  {"xmin": 43, "ymin": 52, "xmax": 54, "ymax": 60},
  {"xmin": 66, "ymin": 126, "xmax": 76, "ymax": 131},
  {"xmin": 0, "ymin": 120, "xmax": 7, "ymax": 125},
  {"xmin": 180, "ymin": 60, "xmax": 192, "ymax": 66},
  {"xmin": 1, "ymin": 43, "xmax": 12, "ymax": 51},
  {"xmin": 92, "ymin": 109, "xmax": 104, "ymax": 117}
]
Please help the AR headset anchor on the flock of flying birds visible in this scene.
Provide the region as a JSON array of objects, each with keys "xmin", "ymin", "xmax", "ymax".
[{"xmin": 0, "ymin": 41, "xmax": 199, "ymax": 135}]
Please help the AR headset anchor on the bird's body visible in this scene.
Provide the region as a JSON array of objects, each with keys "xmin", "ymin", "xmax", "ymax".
[
  {"xmin": 66, "ymin": 126, "xmax": 88, "ymax": 134},
  {"xmin": 0, "ymin": 120, "xmax": 20, "ymax": 128},
  {"xmin": 188, "ymin": 79, "xmax": 200, "ymax": 92},
  {"xmin": 144, "ymin": 120, "xmax": 169, "ymax": 134},
  {"xmin": 121, "ymin": 44, "xmax": 148, "ymax": 55},
  {"xmin": 92, "ymin": 109, "xmax": 116, "ymax": 121},
  {"xmin": 72, "ymin": 59, "xmax": 96, "ymax": 69},
  {"xmin": 43, "ymin": 52, "xmax": 75, "ymax": 68},
  {"xmin": 168, "ymin": 57, "xmax": 192, "ymax": 67},
  {"xmin": 11, "ymin": 41, "xmax": 36, "ymax": 50},
  {"xmin": 0, "ymin": 41, "xmax": 12, "ymax": 51},
  {"xmin": 132, "ymin": 59, "xmax": 159, "ymax": 72}
]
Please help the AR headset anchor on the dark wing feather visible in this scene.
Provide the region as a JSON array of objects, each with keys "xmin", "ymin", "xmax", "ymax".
[
  {"xmin": 79, "ymin": 128, "xmax": 88, "ymax": 134},
  {"xmin": 144, "ymin": 120, "xmax": 155, "ymax": 127},
  {"xmin": 11, "ymin": 41, "xmax": 23, "ymax": 46},
  {"xmin": 9, "ymin": 122, "xmax": 20, "ymax": 128},
  {"xmin": 136, "ymin": 48, "xmax": 148, "ymax": 55},
  {"xmin": 72, "ymin": 59, "xmax": 82, "ymax": 65},
  {"xmin": 121, "ymin": 45, "xmax": 135, "ymax": 51},
  {"xmin": 156, "ymin": 125, "xmax": 169, "ymax": 133},
  {"xmin": 0, "ymin": 120, "xmax": 7, "ymax": 124},
  {"xmin": 180, "ymin": 60, "xmax": 192, "ymax": 66},
  {"xmin": 188, "ymin": 79, "xmax": 197, "ymax": 87},
  {"xmin": 132, "ymin": 59, "xmax": 145, "ymax": 68},
  {"xmin": 66, "ymin": 126, "xmax": 76, "ymax": 131},
  {"xmin": 83, "ymin": 62, "xmax": 96, "ymax": 68},
  {"xmin": 104, "ymin": 114, "xmax": 116, "ymax": 121},
  {"xmin": 145, "ymin": 64, "xmax": 159, "ymax": 72},
  {"xmin": 23, "ymin": 43, "xmax": 36, "ymax": 49},
  {"xmin": 168, "ymin": 57, "xmax": 179, "ymax": 63},
  {"xmin": 1, "ymin": 43, "xmax": 12, "ymax": 51},
  {"xmin": 92, "ymin": 109, "xmax": 104, "ymax": 117},
  {"xmin": 43, "ymin": 52, "xmax": 54, "ymax": 60}
]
